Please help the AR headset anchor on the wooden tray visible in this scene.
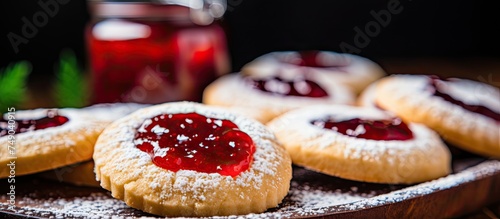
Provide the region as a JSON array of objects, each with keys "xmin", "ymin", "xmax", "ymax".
[{"xmin": 1, "ymin": 152, "xmax": 499, "ymax": 218}]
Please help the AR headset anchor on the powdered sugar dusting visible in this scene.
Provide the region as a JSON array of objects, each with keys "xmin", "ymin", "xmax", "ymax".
[
  {"xmin": 241, "ymin": 51, "xmax": 385, "ymax": 94},
  {"xmin": 267, "ymin": 104, "xmax": 451, "ymax": 184},
  {"xmin": 276, "ymin": 182, "xmax": 371, "ymax": 216},
  {"xmin": 342, "ymin": 160, "xmax": 499, "ymax": 212},
  {"xmin": 1, "ymin": 160, "xmax": 498, "ymax": 218},
  {"xmin": 204, "ymin": 73, "xmax": 355, "ymax": 119},
  {"xmin": 375, "ymin": 74, "xmax": 500, "ymax": 158},
  {"xmin": 2, "ymin": 193, "xmax": 141, "ymax": 218},
  {"xmin": 433, "ymin": 78, "xmax": 500, "ymax": 113},
  {"xmin": 92, "ymin": 102, "xmax": 289, "ymax": 215}
]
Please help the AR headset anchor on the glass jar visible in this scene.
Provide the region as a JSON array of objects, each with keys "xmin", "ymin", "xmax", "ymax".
[{"xmin": 86, "ymin": 0, "xmax": 229, "ymax": 104}]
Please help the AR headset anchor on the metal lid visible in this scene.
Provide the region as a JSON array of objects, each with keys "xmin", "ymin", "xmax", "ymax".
[{"xmin": 88, "ymin": 0, "xmax": 226, "ymax": 25}]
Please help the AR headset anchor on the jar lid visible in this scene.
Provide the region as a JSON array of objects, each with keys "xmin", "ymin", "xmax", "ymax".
[{"xmin": 88, "ymin": 0, "xmax": 226, "ymax": 25}]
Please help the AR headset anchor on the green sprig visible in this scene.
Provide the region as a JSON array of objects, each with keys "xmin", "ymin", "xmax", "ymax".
[
  {"xmin": 54, "ymin": 50, "xmax": 89, "ymax": 108},
  {"xmin": 0, "ymin": 61, "xmax": 31, "ymax": 112}
]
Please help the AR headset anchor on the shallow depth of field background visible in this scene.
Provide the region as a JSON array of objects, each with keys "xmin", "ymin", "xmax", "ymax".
[{"xmin": 0, "ymin": 0, "xmax": 498, "ymax": 85}]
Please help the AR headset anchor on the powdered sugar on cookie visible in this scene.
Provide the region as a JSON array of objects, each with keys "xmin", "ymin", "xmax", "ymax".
[
  {"xmin": 241, "ymin": 51, "xmax": 385, "ymax": 94},
  {"xmin": 93, "ymin": 102, "xmax": 292, "ymax": 216},
  {"xmin": 267, "ymin": 105, "xmax": 451, "ymax": 184},
  {"xmin": 375, "ymin": 74, "xmax": 500, "ymax": 158},
  {"xmin": 0, "ymin": 108, "xmax": 105, "ymax": 178},
  {"xmin": 432, "ymin": 78, "xmax": 499, "ymax": 112}
]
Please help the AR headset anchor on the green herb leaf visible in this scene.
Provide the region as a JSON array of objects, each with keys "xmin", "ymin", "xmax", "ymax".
[
  {"xmin": 54, "ymin": 49, "xmax": 89, "ymax": 108},
  {"xmin": 0, "ymin": 61, "xmax": 31, "ymax": 112}
]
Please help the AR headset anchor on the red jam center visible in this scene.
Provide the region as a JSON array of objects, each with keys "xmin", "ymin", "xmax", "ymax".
[
  {"xmin": 247, "ymin": 76, "xmax": 329, "ymax": 98},
  {"xmin": 134, "ymin": 113, "xmax": 255, "ymax": 177},
  {"xmin": 430, "ymin": 78, "xmax": 500, "ymax": 122},
  {"xmin": 311, "ymin": 117, "xmax": 414, "ymax": 141},
  {"xmin": 0, "ymin": 111, "xmax": 69, "ymax": 137}
]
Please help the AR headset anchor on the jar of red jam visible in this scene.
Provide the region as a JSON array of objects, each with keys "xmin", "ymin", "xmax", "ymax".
[{"xmin": 86, "ymin": 0, "xmax": 229, "ymax": 104}]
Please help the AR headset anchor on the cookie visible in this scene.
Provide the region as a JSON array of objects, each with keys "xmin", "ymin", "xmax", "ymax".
[
  {"xmin": 37, "ymin": 103, "xmax": 149, "ymax": 186},
  {"xmin": 203, "ymin": 71, "xmax": 354, "ymax": 123},
  {"xmin": 375, "ymin": 75, "xmax": 500, "ymax": 158},
  {"xmin": 93, "ymin": 102, "xmax": 292, "ymax": 217},
  {"xmin": 242, "ymin": 51, "xmax": 385, "ymax": 94},
  {"xmin": 0, "ymin": 108, "xmax": 106, "ymax": 178},
  {"xmin": 267, "ymin": 105, "xmax": 451, "ymax": 184}
]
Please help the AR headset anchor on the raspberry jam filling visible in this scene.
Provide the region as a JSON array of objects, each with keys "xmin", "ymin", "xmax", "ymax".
[
  {"xmin": 0, "ymin": 111, "xmax": 69, "ymax": 137},
  {"xmin": 247, "ymin": 76, "xmax": 329, "ymax": 98},
  {"xmin": 280, "ymin": 51, "xmax": 343, "ymax": 68},
  {"xmin": 134, "ymin": 113, "xmax": 255, "ymax": 177},
  {"xmin": 430, "ymin": 78, "xmax": 500, "ymax": 122},
  {"xmin": 311, "ymin": 117, "xmax": 414, "ymax": 141}
]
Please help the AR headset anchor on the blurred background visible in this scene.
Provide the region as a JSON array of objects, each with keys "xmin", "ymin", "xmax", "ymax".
[{"xmin": 0, "ymin": 0, "xmax": 499, "ymax": 108}]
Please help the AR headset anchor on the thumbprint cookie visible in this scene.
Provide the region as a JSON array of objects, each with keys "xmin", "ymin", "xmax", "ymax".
[
  {"xmin": 0, "ymin": 108, "xmax": 106, "ymax": 178},
  {"xmin": 38, "ymin": 103, "xmax": 148, "ymax": 186},
  {"xmin": 267, "ymin": 105, "xmax": 451, "ymax": 184},
  {"xmin": 93, "ymin": 102, "xmax": 292, "ymax": 217},
  {"xmin": 242, "ymin": 51, "xmax": 385, "ymax": 94},
  {"xmin": 375, "ymin": 75, "xmax": 500, "ymax": 158},
  {"xmin": 203, "ymin": 71, "xmax": 354, "ymax": 123}
]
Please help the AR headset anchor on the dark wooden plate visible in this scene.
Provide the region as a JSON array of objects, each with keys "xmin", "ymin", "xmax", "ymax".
[{"xmin": 1, "ymin": 151, "xmax": 499, "ymax": 218}]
